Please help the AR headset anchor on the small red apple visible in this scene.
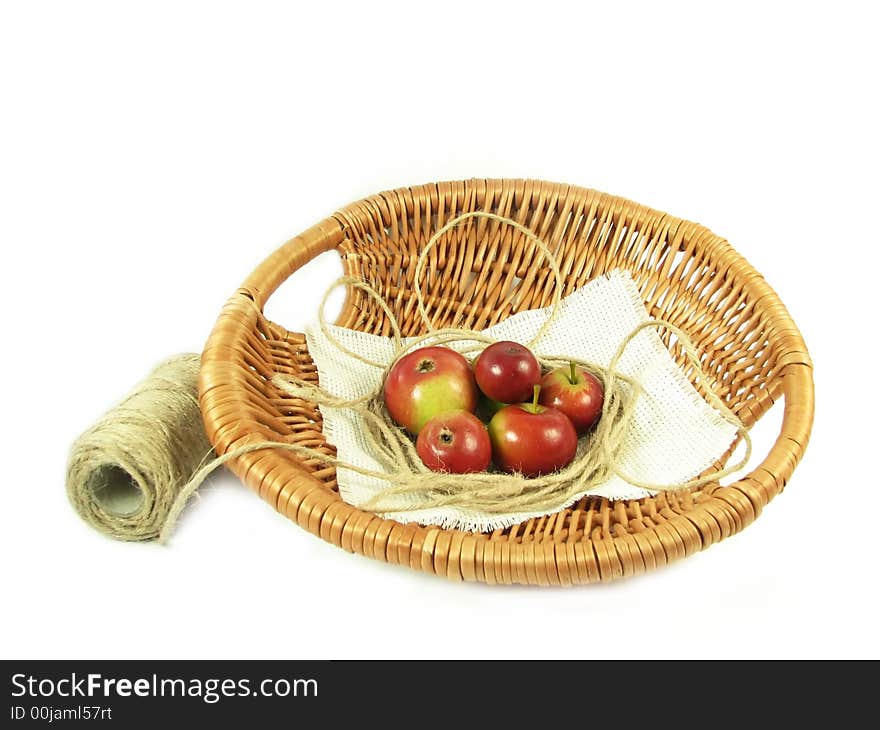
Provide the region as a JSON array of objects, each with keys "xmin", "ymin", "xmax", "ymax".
[
  {"xmin": 416, "ymin": 410, "xmax": 491, "ymax": 473},
  {"xmin": 383, "ymin": 346, "xmax": 478, "ymax": 434},
  {"xmin": 474, "ymin": 340, "xmax": 541, "ymax": 403},
  {"xmin": 539, "ymin": 362, "xmax": 605, "ymax": 434},
  {"xmin": 488, "ymin": 386, "xmax": 578, "ymax": 477}
]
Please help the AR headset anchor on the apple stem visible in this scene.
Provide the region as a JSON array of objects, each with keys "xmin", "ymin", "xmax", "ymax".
[
  {"xmin": 569, "ymin": 361, "xmax": 577, "ymax": 385},
  {"xmin": 532, "ymin": 384, "xmax": 540, "ymax": 412}
]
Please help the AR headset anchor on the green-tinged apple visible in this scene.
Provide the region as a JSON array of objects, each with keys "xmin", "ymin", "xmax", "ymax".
[
  {"xmin": 488, "ymin": 386, "xmax": 578, "ymax": 477},
  {"xmin": 476, "ymin": 394, "xmax": 508, "ymax": 422},
  {"xmin": 416, "ymin": 411, "xmax": 491, "ymax": 473},
  {"xmin": 474, "ymin": 340, "xmax": 542, "ymax": 403},
  {"xmin": 383, "ymin": 346, "xmax": 478, "ymax": 434},
  {"xmin": 539, "ymin": 362, "xmax": 605, "ymax": 434}
]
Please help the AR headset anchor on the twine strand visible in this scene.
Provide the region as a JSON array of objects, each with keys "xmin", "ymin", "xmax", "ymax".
[{"xmin": 414, "ymin": 211, "xmax": 564, "ymax": 348}]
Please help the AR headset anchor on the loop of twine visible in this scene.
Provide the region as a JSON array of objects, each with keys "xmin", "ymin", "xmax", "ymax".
[
  {"xmin": 66, "ymin": 212, "xmax": 751, "ymax": 543},
  {"xmin": 414, "ymin": 211, "xmax": 565, "ymax": 349}
]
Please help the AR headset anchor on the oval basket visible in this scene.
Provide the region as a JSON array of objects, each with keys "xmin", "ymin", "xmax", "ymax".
[{"xmin": 200, "ymin": 179, "xmax": 813, "ymax": 585}]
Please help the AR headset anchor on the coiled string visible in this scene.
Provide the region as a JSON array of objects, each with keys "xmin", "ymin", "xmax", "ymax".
[{"xmin": 66, "ymin": 355, "xmax": 213, "ymax": 541}]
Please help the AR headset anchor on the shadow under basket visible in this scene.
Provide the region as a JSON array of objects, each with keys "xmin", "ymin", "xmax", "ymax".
[{"xmin": 199, "ymin": 179, "xmax": 814, "ymax": 585}]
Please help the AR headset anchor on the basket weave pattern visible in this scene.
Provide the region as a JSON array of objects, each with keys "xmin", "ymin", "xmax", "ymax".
[{"xmin": 200, "ymin": 180, "xmax": 813, "ymax": 585}]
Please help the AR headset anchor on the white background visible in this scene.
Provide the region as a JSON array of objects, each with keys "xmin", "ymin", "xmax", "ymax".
[{"xmin": 1, "ymin": 1, "xmax": 877, "ymax": 660}]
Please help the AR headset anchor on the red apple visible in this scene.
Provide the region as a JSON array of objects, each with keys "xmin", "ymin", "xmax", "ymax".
[
  {"xmin": 539, "ymin": 362, "xmax": 605, "ymax": 434},
  {"xmin": 416, "ymin": 411, "xmax": 491, "ymax": 473},
  {"xmin": 383, "ymin": 346, "xmax": 478, "ymax": 434},
  {"xmin": 488, "ymin": 386, "xmax": 578, "ymax": 477},
  {"xmin": 474, "ymin": 340, "xmax": 541, "ymax": 403}
]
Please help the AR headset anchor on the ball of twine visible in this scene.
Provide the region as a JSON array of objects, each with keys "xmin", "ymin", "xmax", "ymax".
[{"xmin": 66, "ymin": 354, "xmax": 213, "ymax": 541}]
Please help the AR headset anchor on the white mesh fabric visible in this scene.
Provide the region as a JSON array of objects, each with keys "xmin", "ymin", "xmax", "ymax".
[{"xmin": 304, "ymin": 270, "xmax": 739, "ymax": 532}]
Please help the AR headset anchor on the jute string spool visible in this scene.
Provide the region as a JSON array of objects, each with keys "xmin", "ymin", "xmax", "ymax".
[
  {"xmin": 66, "ymin": 354, "xmax": 214, "ymax": 541},
  {"xmin": 66, "ymin": 213, "xmax": 750, "ymax": 543}
]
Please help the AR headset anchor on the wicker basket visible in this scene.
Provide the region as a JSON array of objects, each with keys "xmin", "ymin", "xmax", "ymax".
[{"xmin": 200, "ymin": 179, "xmax": 813, "ymax": 585}]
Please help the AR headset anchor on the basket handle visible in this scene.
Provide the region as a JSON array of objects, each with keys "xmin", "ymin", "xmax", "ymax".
[
  {"xmin": 200, "ymin": 216, "xmax": 348, "ymax": 510},
  {"xmin": 241, "ymin": 218, "xmax": 346, "ymax": 309},
  {"xmin": 716, "ymin": 287, "xmax": 813, "ymax": 525}
]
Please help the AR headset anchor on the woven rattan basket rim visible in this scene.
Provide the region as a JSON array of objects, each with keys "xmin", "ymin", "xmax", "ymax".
[{"xmin": 199, "ymin": 178, "xmax": 814, "ymax": 585}]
